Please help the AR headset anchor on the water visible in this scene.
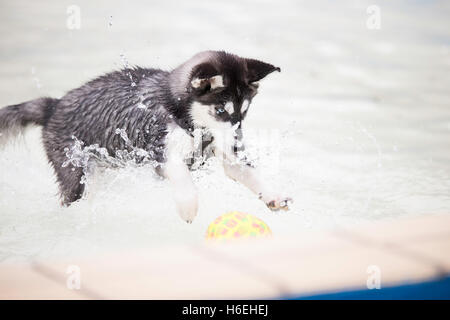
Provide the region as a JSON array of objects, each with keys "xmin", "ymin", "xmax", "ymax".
[{"xmin": 0, "ymin": 0, "xmax": 450, "ymax": 262}]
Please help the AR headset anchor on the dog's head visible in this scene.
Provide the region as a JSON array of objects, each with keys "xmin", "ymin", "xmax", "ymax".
[{"xmin": 170, "ymin": 51, "xmax": 280, "ymax": 134}]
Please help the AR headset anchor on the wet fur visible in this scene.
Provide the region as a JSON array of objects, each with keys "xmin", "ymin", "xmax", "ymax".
[{"xmin": 0, "ymin": 50, "xmax": 286, "ymax": 216}]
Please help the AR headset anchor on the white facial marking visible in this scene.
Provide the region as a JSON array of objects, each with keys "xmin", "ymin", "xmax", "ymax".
[
  {"xmin": 190, "ymin": 102, "xmax": 222, "ymax": 129},
  {"xmin": 190, "ymin": 101, "xmax": 237, "ymax": 158},
  {"xmin": 241, "ymin": 99, "xmax": 249, "ymax": 114},
  {"xmin": 224, "ymin": 101, "xmax": 234, "ymax": 114}
]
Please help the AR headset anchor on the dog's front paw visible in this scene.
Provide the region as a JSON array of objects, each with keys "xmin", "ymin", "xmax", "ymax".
[
  {"xmin": 177, "ymin": 204, "xmax": 198, "ymax": 224},
  {"xmin": 175, "ymin": 191, "xmax": 198, "ymax": 224},
  {"xmin": 263, "ymin": 195, "xmax": 293, "ymax": 211}
]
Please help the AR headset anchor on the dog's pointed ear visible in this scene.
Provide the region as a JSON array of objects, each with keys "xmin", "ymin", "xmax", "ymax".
[
  {"xmin": 245, "ymin": 58, "xmax": 280, "ymax": 83},
  {"xmin": 190, "ymin": 63, "xmax": 225, "ymax": 93}
]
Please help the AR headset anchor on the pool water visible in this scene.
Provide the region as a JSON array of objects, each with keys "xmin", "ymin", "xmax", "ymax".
[{"xmin": 0, "ymin": 0, "xmax": 449, "ymax": 262}]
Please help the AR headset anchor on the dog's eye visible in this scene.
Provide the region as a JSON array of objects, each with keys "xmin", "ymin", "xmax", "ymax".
[{"xmin": 216, "ymin": 107, "xmax": 225, "ymax": 114}]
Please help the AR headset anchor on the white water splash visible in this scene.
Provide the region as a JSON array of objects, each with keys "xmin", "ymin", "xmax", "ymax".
[{"xmin": 119, "ymin": 53, "xmax": 137, "ymax": 87}]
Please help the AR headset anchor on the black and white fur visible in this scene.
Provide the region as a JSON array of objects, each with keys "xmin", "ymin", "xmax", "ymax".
[{"xmin": 0, "ymin": 51, "xmax": 292, "ymax": 223}]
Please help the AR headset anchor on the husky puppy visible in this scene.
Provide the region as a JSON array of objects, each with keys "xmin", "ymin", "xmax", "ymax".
[{"xmin": 0, "ymin": 51, "xmax": 292, "ymax": 222}]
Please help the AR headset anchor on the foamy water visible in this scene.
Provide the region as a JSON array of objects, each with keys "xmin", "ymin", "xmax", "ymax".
[{"xmin": 1, "ymin": 0, "xmax": 450, "ymax": 263}]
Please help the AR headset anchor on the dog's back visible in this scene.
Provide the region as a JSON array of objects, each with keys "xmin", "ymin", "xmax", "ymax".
[
  {"xmin": 1, "ymin": 67, "xmax": 174, "ymax": 203},
  {"xmin": 48, "ymin": 67, "xmax": 171, "ymax": 155}
]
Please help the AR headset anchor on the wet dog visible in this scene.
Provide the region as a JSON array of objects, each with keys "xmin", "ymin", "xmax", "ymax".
[{"xmin": 0, "ymin": 51, "xmax": 292, "ymax": 222}]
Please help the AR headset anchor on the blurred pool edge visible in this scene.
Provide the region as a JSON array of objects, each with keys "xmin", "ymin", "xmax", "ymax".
[{"xmin": 283, "ymin": 275, "xmax": 450, "ymax": 300}]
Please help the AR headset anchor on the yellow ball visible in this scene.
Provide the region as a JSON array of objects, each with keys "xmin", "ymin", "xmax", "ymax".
[{"xmin": 205, "ymin": 211, "xmax": 272, "ymax": 241}]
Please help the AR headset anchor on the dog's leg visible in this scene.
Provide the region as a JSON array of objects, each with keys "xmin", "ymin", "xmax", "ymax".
[
  {"xmin": 163, "ymin": 126, "xmax": 198, "ymax": 223},
  {"xmin": 164, "ymin": 159, "xmax": 198, "ymax": 223},
  {"xmin": 42, "ymin": 134, "xmax": 86, "ymax": 206},
  {"xmin": 212, "ymin": 129, "xmax": 292, "ymax": 211},
  {"xmin": 53, "ymin": 163, "xmax": 85, "ymax": 206},
  {"xmin": 223, "ymin": 159, "xmax": 292, "ymax": 211}
]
